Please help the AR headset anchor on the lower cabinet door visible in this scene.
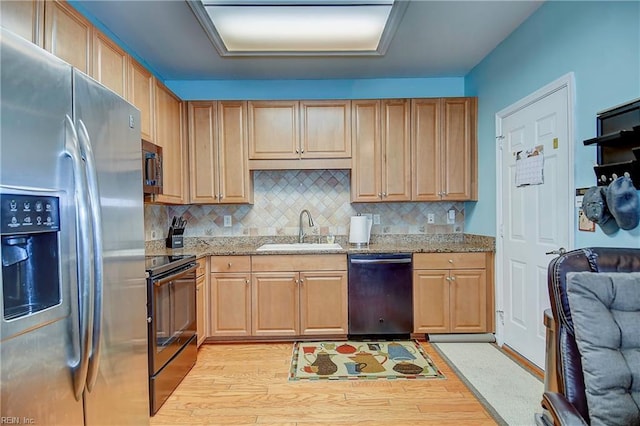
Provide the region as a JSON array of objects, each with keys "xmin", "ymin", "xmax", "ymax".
[
  {"xmin": 196, "ymin": 275, "xmax": 207, "ymax": 346},
  {"xmin": 252, "ymin": 272, "xmax": 298, "ymax": 336},
  {"xmin": 449, "ymin": 269, "xmax": 487, "ymax": 332},
  {"xmin": 413, "ymin": 270, "xmax": 450, "ymax": 333},
  {"xmin": 299, "ymin": 271, "xmax": 348, "ymax": 335},
  {"xmin": 210, "ymin": 273, "xmax": 251, "ymax": 337}
]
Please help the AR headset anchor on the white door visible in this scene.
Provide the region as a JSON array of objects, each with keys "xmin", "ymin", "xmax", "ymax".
[{"xmin": 497, "ymin": 75, "xmax": 574, "ymax": 368}]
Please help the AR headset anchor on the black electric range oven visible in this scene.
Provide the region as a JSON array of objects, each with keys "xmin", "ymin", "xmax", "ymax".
[{"xmin": 145, "ymin": 254, "xmax": 197, "ymax": 415}]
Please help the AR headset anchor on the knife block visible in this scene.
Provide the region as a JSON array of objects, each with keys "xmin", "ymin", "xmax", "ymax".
[{"xmin": 166, "ymin": 235, "xmax": 183, "ymax": 249}]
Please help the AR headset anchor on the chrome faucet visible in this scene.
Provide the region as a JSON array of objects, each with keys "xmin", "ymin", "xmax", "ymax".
[{"xmin": 298, "ymin": 209, "xmax": 315, "ymax": 243}]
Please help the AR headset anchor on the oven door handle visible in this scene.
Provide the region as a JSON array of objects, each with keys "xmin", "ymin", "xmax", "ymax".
[{"xmin": 153, "ymin": 263, "xmax": 197, "ymax": 287}]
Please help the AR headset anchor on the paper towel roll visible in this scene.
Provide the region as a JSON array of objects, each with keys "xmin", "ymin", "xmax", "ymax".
[{"xmin": 349, "ymin": 215, "xmax": 370, "ymax": 245}]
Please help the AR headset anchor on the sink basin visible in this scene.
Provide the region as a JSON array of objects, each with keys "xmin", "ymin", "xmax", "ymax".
[{"xmin": 256, "ymin": 243, "xmax": 342, "ymax": 252}]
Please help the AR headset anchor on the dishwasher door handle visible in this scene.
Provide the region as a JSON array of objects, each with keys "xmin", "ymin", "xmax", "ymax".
[{"xmin": 350, "ymin": 258, "xmax": 412, "ymax": 264}]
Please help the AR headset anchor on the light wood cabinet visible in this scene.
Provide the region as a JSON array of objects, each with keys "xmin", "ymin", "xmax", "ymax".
[
  {"xmin": 195, "ymin": 257, "xmax": 209, "ymax": 347},
  {"xmin": 248, "ymin": 100, "xmax": 299, "ymax": 160},
  {"xmin": 43, "ymin": 0, "xmax": 92, "ymax": 74},
  {"xmin": 128, "ymin": 59, "xmax": 155, "ymax": 142},
  {"xmin": 251, "ymin": 269, "xmax": 349, "ymax": 337},
  {"xmin": 299, "ymin": 270, "xmax": 348, "ymax": 336},
  {"xmin": 251, "ymin": 254, "xmax": 348, "ymax": 337},
  {"xmin": 210, "ymin": 256, "xmax": 252, "ymax": 337},
  {"xmin": 351, "ymin": 99, "xmax": 411, "ymax": 202},
  {"xmin": 413, "ymin": 252, "xmax": 490, "ymax": 334},
  {"xmin": 412, "ymin": 97, "xmax": 477, "ymax": 201},
  {"xmin": 188, "ymin": 101, "xmax": 251, "ymax": 204},
  {"xmin": 252, "ymin": 272, "xmax": 299, "ymax": 336},
  {"xmin": 92, "ymin": 29, "xmax": 128, "ymax": 98},
  {"xmin": 300, "ymin": 100, "xmax": 351, "ymax": 158},
  {"xmin": 154, "ymin": 81, "xmax": 187, "ymax": 204},
  {"xmin": 1, "ymin": 0, "xmax": 43, "ymax": 45},
  {"xmin": 248, "ymin": 100, "xmax": 352, "ymax": 169}
]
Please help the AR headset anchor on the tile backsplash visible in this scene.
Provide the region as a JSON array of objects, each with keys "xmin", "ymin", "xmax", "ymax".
[{"xmin": 144, "ymin": 170, "xmax": 464, "ymax": 241}]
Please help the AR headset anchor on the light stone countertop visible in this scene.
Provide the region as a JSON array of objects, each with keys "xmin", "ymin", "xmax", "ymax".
[{"xmin": 145, "ymin": 234, "xmax": 495, "ymax": 258}]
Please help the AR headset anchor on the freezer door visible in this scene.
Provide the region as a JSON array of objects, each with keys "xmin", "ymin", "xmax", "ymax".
[
  {"xmin": 72, "ymin": 70, "xmax": 149, "ymax": 425},
  {"xmin": 0, "ymin": 29, "xmax": 84, "ymax": 425}
]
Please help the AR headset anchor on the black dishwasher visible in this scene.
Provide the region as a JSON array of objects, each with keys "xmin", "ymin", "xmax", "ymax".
[{"xmin": 348, "ymin": 253, "xmax": 413, "ymax": 338}]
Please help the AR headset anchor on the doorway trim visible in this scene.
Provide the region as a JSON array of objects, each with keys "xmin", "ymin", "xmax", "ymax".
[{"xmin": 494, "ymin": 72, "xmax": 576, "ymax": 346}]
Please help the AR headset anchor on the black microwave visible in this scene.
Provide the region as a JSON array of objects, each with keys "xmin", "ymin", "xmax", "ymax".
[{"xmin": 142, "ymin": 140, "xmax": 163, "ymax": 195}]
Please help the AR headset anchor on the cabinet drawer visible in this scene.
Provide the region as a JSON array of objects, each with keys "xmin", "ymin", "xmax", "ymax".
[
  {"xmin": 210, "ymin": 255, "xmax": 251, "ymax": 273},
  {"xmin": 195, "ymin": 257, "xmax": 208, "ymax": 277},
  {"xmin": 413, "ymin": 252, "xmax": 486, "ymax": 269},
  {"xmin": 252, "ymin": 254, "xmax": 347, "ymax": 272}
]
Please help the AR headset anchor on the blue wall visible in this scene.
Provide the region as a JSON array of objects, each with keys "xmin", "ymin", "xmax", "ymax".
[
  {"xmin": 465, "ymin": 1, "xmax": 640, "ymax": 248},
  {"xmin": 166, "ymin": 78, "xmax": 465, "ymax": 100}
]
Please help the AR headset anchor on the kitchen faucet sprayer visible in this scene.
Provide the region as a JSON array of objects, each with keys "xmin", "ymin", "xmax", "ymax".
[{"xmin": 298, "ymin": 209, "xmax": 315, "ymax": 243}]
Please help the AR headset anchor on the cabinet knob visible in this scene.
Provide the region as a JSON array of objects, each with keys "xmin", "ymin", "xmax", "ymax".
[
  {"xmin": 245, "ymin": 279, "xmax": 250, "ymax": 285},
  {"xmin": 296, "ymin": 148, "xmax": 300, "ymax": 154},
  {"xmin": 448, "ymin": 259, "xmax": 454, "ymax": 264},
  {"xmin": 382, "ymin": 192, "xmax": 387, "ymax": 197},
  {"xmin": 445, "ymin": 277, "xmax": 451, "ymax": 282},
  {"xmin": 450, "ymin": 276, "xmax": 456, "ymax": 281},
  {"xmin": 301, "ymin": 148, "xmax": 304, "ymax": 154},
  {"xmin": 228, "ymin": 262, "xmax": 232, "ymax": 268}
]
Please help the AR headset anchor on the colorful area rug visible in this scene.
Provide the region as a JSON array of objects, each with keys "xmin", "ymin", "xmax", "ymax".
[{"xmin": 289, "ymin": 340, "xmax": 445, "ymax": 381}]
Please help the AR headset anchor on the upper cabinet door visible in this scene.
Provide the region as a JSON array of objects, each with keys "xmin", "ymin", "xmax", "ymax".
[
  {"xmin": 188, "ymin": 101, "xmax": 218, "ymax": 204},
  {"xmin": 351, "ymin": 100, "xmax": 382, "ymax": 202},
  {"xmin": 442, "ymin": 97, "xmax": 477, "ymax": 201},
  {"xmin": 248, "ymin": 101, "xmax": 299, "ymax": 159},
  {"xmin": 411, "ymin": 97, "xmax": 477, "ymax": 201},
  {"xmin": 128, "ymin": 59, "xmax": 155, "ymax": 142},
  {"xmin": 44, "ymin": 0, "xmax": 92, "ymax": 74},
  {"xmin": 300, "ymin": 100, "xmax": 351, "ymax": 158},
  {"xmin": 412, "ymin": 98, "xmax": 442, "ymax": 201},
  {"xmin": 218, "ymin": 101, "xmax": 252, "ymax": 204},
  {"xmin": 381, "ymin": 99, "xmax": 411, "ymax": 201},
  {"xmin": 92, "ymin": 30, "xmax": 128, "ymax": 98},
  {"xmin": 155, "ymin": 82, "xmax": 186, "ymax": 204},
  {"xmin": 1, "ymin": 0, "xmax": 43, "ymax": 45}
]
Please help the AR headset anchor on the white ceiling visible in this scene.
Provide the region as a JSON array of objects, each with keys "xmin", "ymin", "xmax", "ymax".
[{"xmin": 74, "ymin": 0, "xmax": 544, "ymax": 81}]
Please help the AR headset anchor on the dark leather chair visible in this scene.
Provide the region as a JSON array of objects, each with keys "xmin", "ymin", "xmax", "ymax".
[{"xmin": 540, "ymin": 247, "xmax": 640, "ymax": 425}]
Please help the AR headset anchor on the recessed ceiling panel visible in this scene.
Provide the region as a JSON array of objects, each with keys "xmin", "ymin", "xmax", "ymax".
[{"xmin": 205, "ymin": 5, "xmax": 392, "ymax": 52}]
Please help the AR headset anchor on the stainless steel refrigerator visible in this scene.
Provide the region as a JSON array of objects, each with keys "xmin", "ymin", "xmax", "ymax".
[{"xmin": 0, "ymin": 28, "xmax": 149, "ymax": 425}]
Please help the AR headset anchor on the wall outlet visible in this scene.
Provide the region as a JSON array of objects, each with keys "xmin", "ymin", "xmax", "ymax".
[
  {"xmin": 427, "ymin": 213, "xmax": 435, "ymax": 224},
  {"xmin": 373, "ymin": 214, "xmax": 381, "ymax": 225},
  {"xmin": 223, "ymin": 215, "xmax": 232, "ymax": 227},
  {"xmin": 447, "ymin": 209, "xmax": 456, "ymax": 224}
]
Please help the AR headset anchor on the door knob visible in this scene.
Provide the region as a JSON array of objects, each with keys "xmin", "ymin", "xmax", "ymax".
[{"xmin": 545, "ymin": 248, "xmax": 567, "ymax": 256}]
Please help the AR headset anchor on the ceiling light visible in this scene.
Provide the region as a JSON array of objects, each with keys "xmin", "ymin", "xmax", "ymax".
[{"xmin": 187, "ymin": 0, "xmax": 409, "ymax": 56}]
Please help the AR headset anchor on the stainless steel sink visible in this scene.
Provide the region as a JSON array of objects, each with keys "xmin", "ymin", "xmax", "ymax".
[{"xmin": 256, "ymin": 243, "xmax": 342, "ymax": 252}]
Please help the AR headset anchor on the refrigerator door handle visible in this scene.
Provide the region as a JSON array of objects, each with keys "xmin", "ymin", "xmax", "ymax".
[
  {"xmin": 77, "ymin": 119, "xmax": 104, "ymax": 392},
  {"xmin": 63, "ymin": 115, "xmax": 94, "ymax": 400}
]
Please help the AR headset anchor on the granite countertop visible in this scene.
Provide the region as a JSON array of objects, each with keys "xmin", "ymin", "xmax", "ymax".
[{"xmin": 145, "ymin": 234, "xmax": 494, "ymax": 258}]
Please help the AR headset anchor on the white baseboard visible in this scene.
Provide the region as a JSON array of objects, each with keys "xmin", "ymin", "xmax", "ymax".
[{"xmin": 427, "ymin": 333, "xmax": 496, "ymax": 343}]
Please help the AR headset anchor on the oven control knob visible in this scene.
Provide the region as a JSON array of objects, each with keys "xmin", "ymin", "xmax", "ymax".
[{"xmin": 147, "ymin": 316, "xmax": 152, "ymax": 323}]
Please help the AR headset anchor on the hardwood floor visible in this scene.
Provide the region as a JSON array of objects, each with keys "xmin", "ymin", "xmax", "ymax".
[{"xmin": 150, "ymin": 342, "xmax": 497, "ymax": 425}]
